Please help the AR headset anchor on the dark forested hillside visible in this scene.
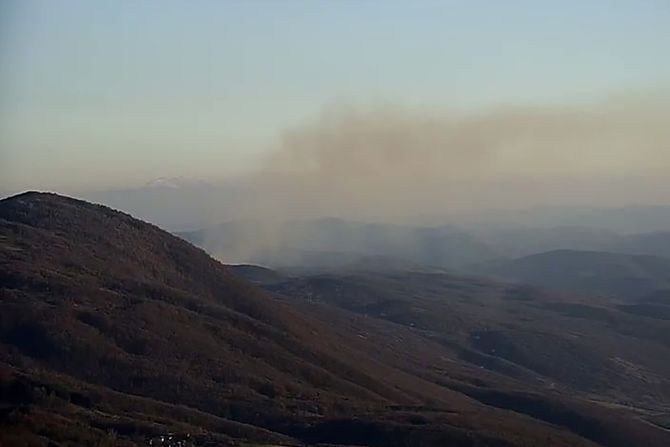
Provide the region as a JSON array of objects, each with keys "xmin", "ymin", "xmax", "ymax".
[
  {"xmin": 251, "ymin": 267, "xmax": 670, "ymax": 405},
  {"xmin": 1, "ymin": 193, "xmax": 669, "ymax": 447}
]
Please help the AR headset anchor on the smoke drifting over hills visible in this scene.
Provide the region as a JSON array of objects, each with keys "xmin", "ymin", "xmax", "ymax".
[
  {"xmin": 182, "ymin": 93, "xmax": 670, "ymax": 264},
  {"xmin": 237, "ymin": 94, "xmax": 669, "ymax": 224}
]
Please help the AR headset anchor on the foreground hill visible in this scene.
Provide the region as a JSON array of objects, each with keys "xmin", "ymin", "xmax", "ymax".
[
  {"xmin": 474, "ymin": 249, "xmax": 670, "ymax": 301},
  {"xmin": 237, "ymin": 265, "xmax": 670, "ymax": 409},
  {"xmin": 1, "ymin": 193, "xmax": 669, "ymax": 446}
]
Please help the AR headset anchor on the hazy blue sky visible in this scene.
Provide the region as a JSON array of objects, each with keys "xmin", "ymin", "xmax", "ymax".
[{"xmin": 1, "ymin": 0, "xmax": 669, "ymax": 191}]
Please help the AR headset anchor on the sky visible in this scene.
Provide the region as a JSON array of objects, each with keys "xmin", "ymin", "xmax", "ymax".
[{"xmin": 1, "ymin": 0, "xmax": 669, "ymax": 196}]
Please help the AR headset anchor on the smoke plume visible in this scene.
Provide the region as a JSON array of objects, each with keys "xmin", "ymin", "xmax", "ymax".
[
  {"xmin": 204, "ymin": 93, "xmax": 670, "ymax": 263},
  {"xmin": 238, "ymin": 94, "xmax": 670, "ymax": 223}
]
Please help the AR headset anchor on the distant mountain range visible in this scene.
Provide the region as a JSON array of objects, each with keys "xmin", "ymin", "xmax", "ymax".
[
  {"xmin": 457, "ymin": 204, "xmax": 670, "ymax": 234},
  {"xmin": 2, "ymin": 192, "xmax": 670, "ymax": 446},
  {"xmin": 474, "ymin": 249, "xmax": 670, "ymax": 301},
  {"xmin": 180, "ymin": 217, "xmax": 670, "ymax": 271}
]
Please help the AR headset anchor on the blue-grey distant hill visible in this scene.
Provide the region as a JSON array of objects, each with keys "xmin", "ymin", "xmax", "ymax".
[{"xmin": 474, "ymin": 249, "xmax": 670, "ymax": 302}]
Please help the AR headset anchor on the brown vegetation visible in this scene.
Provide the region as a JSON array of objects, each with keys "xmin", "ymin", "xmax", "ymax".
[{"xmin": 1, "ymin": 193, "xmax": 668, "ymax": 446}]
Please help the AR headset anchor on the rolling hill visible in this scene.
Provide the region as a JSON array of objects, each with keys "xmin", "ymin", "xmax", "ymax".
[
  {"xmin": 475, "ymin": 249, "xmax": 670, "ymax": 301},
  {"xmin": 1, "ymin": 193, "xmax": 669, "ymax": 446},
  {"xmin": 237, "ymin": 265, "xmax": 670, "ymax": 407}
]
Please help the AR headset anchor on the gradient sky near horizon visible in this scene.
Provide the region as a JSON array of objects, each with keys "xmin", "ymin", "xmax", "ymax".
[{"xmin": 1, "ymin": 0, "xmax": 669, "ymax": 192}]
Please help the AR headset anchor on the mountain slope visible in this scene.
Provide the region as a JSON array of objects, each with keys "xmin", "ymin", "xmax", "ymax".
[
  {"xmin": 240, "ymin": 266, "xmax": 670, "ymax": 444},
  {"xmin": 1, "ymin": 193, "xmax": 668, "ymax": 446},
  {"xmin": 242, "ymin": 266, "xmax": 670, "ymax": 406},
  {"xmin": 475, "ymin": 249, "xmax": 670, "ymax": 301}
]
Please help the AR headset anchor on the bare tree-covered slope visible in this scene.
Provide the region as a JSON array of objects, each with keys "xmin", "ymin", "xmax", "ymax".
[{"xmin": 1, "ymin": 193, "xmax": 668, "ymax": 447}]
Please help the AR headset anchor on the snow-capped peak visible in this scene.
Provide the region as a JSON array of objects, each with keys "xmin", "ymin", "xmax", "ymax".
[{"xmin": 144, "ymin": 177, "xmax": 209, "ymax": 189}]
